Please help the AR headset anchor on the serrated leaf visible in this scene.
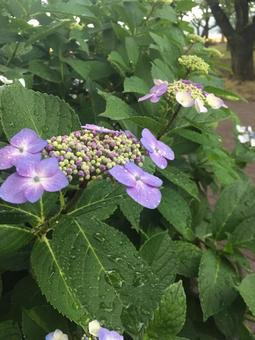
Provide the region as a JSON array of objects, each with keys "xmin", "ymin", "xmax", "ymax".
[
  {"xmin": 0, "ymin": 224, "xmax": 33, "ymax": 257},
  {"xmin": 67, "ymin": 179, "xmax": 123, "ymax": 219},
  {"xmin": 119, "ymin": 195, "xmax": 142, "ymax": 232},
  {"xmin": 159, "ymin": 166, "xmax": 199, "ymax": 200},
  {"xmin": 0, "ymin": 84, "xmax": 80, "ymax": 139},
  {"xmin": 99, "ymin": 91, "xmax": 136, "ymax": 120},
  {"xmin": 198, "ymin": 250, "xmax": 237, "ymax": 321},
  {"xmin": 158, "ymin": 187, "xmax": 194, "ymax": 241},
  {"xmin": 230, "ymin": 217, "xmax": 255, "ymax": 252},
  {"xmin": 238, "ymin": 274, "xmax": 255, "ymax": 317},
  {"xmin": 155, "ymin": 5, "xmax": 177, "ymax": 22},
  {"xmin": 123, "ymin": 76, "xmax": 149, "ymax": 94},
  {"xmin": 210, "ymin": 180, "xmax": 255, "ymax": 239},
  {"xmin": 31, "ymin": 218, "xmax": 161, "ymax": 336},
  {"xmin": 140, "ymin": 232, "xmax": 177, "ymax": 289},
  {"xmin": 146, "ymin": 281, "xmax": 186, "ymax": 339}
]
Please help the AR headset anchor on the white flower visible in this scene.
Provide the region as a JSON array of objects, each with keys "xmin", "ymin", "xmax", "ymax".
[
  {"xmin": 18, "ymin": 78, "xmax": 25, "ymax": 87},
  {"xmin": 194, "ymin": 98, "xmax": 208, "ymax": 113},
  {"xmin": 88, "ymin": 320, "xmax": 101, "ymax": 337},
  {"xmin": 27, "ymin": 19, "xmax": 40, "ymax": 27},
  {"xmin": 176, "ymin": 91, "xmax": 194, "ymax": 107},
  {"xmin": 236, "ymin": 125, "xmax": 246, "ymax": 133},
  {"xmin": 45, "ymin": 329, "xmax": 68, "ymax": 340},
  {"xmin": 41, "ymin": 0, "xmax": 48, "ymax": 5},
  {"xmin": 0, "ymin": 75, "xmax": 13, "ymax": 85},
  {"xmin": 206, "ymin": 93, "xmax": 227, "ymax": 109},
  {"xmin": 238, "ymin": 134, "xmax": 250, "ymax": 144}
]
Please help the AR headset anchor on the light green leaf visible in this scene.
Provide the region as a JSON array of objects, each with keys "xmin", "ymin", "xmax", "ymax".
[
  {"xmin": 151, "ymin": 58, "xmax": 174, "ymax": 82},
  {"xmin": 125, "ymin": 37, "xmax": 139, "ymax": 65},
  {"xmin": 99, "ymin": 91, "xmax": 136, "ymax": 120},
  {"xmin": 238, "ymin": 274, "xmax": 255, "ymax": 317},
  {"xmin": 31, "ymin": 218, "xmax": 161, "ymax": 335},
  {"xmin": 145, "ymin": 281, "xmax": 186, "ymax": 339},
  {"xmin": 159, "ymin": 166, "xmax": 199, "ymax": 200},
  {"xmin": 155, "ymin": 5, "xmax": 177, "ymax": 22},
  {"xmin": 0, "ymin": 225, "xmax": 33, "ymax": 257},
  {"xmin": 158, "ymin": 187, "xmax": 194, "ymax": 241},
  {"xmin": 0, "ymin": 83, "xmax": 80, "ymax": 139},
  {"xmin": 43, "ymin": 1, "xmax": 94, "ymax": 17},
  {"xmin": 123, "ymin": 76, "xmax": 149, "ymax": 94},
  {"xmin": 63, "ymin": 58, "xmax": 113, "ymax": 80},
  {"xmin": 210, "ymin": 180, "xmax": 255, "ymax": 239},
  {"xmin": 140, "ymin": 232, "xmax": 177, "ymax": 289},
  {"xmin": 198, "ymin": 250, "xmax": 237, "ymax": 321},
  {"xmin": 67, "ymin": 179, "xmax": 123, "ymax": 219}
]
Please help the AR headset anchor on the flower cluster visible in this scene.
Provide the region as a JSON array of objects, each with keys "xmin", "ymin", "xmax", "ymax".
[
  {"xmin": 89, "ymin": 320, "xmax": 123, "ymax": 340},
  {"xmin": 178, "ymin": 55, "xmax": 210, "ymax": 74},
  {"xmin": 187, "ymin": 33, "xmax": 206, "ymax": 44},
  {"xmin": 0, "ymin": 128, "xmax": 68, "ymax": 204},
  {"xmin": 43, "ymin": 126, "xmax": 144, "ymax": 182},
  {"xmin": 236, "ymin": 125, "xmax": 255, "ymax": 147},
  {"xmin": 138, "ymin": 79, "xmax": 228, "ymax": 113}
]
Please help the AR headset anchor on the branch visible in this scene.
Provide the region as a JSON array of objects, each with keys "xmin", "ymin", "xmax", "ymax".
[{"xmin": 205, "ymin": 0, "xmax": 236, "ymax": 38}]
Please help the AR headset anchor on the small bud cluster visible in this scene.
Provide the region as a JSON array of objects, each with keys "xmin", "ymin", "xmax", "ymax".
[
  {"xmin": 42, "ymin": 129, "xmax": 144, "ymax": 182},
  {"xmin": 167, "ymin": 80, "xmax": 206, "ymax": 102},
  {"xmin": 203, "ymin": 47, "xmax": 223, "ymax": 58},
  {"xmin": 187, "ymin": 34, "xmax": 206, "ymax": 44},
  {"xmin": 178, "ymin": 55, "xmax": 209, "ymax": 74}
]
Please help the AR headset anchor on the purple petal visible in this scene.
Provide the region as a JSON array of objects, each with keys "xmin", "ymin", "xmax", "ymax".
[
  {"xmin": 141, "ymin": 129, "xmax": 157, "ymax": 147},
  {"xmin": 124, "ymin": 162, "xmax": 144, "ymax": 177},
  {"xmin": 151, "ymin": 84, "xmax": 168, "ymax": 96},
  {"xmin": 149, "ymin": 152, "xmax": 168, "ymax": 169},
  {"xmin": 35, "ymin": 158, "xmax": 59, "ymax": 177},
  {"xmin": 10, "ymin": 128, "xmax": 46, "ymax": 153},
  {"xmin": 157, "ymin": 141, "xmax": 175, "ymax": 160},
  {"xmin": 109, "ymin": 165, "xmax": 136, "ymax": 187},
  {"xmin": 41, "ymin": 171, "xmax": 69, "ymax": 192},
  {"xmin": 98, "ymin": 327, "xmax": 123, "ymax": 340},
  {"xmin": 150, "ymin": 95, "xmax": 161, "ymax": 103},
  {"xmin": 16, "ymin": 159, "xmax": 38, "ymax": 177},
  {"xmin": 0, "ymin": 173, "xmax": 28, "ymax": 204},
  {"xmin": 0, "ymin": 145, "xmax": 18, "ymax": 169},
  {"xmin": 24, "ymin": 183, "xmax": 44, "ymax": 203},
  {"xmin": 81, "ymin": 124, "xmax": 116, "ymax": 134},
  {"xmin": 138, "ymin": 93, "xmax": 153, "ymax": 102},
  {"xmin": 141, "ymin": 171, "xmax": 163, "ymax": 187},
  {"xmin": 126, "ymin": 182, "xmax": 162, "ymax": 209}
]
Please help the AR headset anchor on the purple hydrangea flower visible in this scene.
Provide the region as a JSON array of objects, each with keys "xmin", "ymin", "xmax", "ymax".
[
  {"xmin": 81, "ymin": 124, "xmax": 117, "ymax": 134},
  {"xmin": 98, "ymin": 327, "xmax": 124, "ymax": 340},
  {"xmin": 109, "ymin": 161, "xmax": 162, "ymax": 209},
  {"xmin": 141, "ymin": 128, "xmax": 175, "ymax": 169},
  {"xmin": 138, "ymin": 79, "xmax": 168, "ymax": 103},
  {"xmin": 0, "ymin": 158, "xmax": 68, "ymax": 204},
  {"xmin": 45, "ymin": 329, "xmax": 68, "ymax": 340},
  {"xmin": 0, "ymin": 128, "xmax": 47, "ymax": 170}
]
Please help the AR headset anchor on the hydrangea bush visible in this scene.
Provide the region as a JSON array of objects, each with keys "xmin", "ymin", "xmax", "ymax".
[{"xmin": 0, "ymin": 0, "xmax": 255, "ymax": 339}]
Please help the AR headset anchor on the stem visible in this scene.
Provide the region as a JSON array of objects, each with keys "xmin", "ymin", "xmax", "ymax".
[
  {"xmin": 6, "ymin": 42, "xmax": 20, "ymax": 66},
  {"xmin": 158, "ymin": 104, "xmax": 182, "ymax": 138},
  {"xmin": 39, "ymin": 198, "xmax": 44, "ymax": 223}
]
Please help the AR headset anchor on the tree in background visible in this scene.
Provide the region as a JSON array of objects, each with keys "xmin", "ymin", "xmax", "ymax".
[{"xmin": 206, "ymin": 0, "xmax": 255, "ymax": 80}]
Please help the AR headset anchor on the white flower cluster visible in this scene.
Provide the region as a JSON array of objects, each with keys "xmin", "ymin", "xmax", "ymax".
[{"xmin": 236, "ymin": 125, "xmax": 255, "ymax": 147}]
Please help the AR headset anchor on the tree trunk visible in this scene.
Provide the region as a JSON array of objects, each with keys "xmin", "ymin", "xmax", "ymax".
[{"xmin": 229, "ymin": 36, "xmax": 254, "ymax": 80}]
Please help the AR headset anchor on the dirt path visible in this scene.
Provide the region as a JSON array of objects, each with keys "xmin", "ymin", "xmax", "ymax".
[{"xmin": 217, "ymin": 100, "xmax": 255, "ymax": 181}]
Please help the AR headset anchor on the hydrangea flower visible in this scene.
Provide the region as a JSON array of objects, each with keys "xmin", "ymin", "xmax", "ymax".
[
  {"xmin": 206, "ymin": 93, "xmax": 228, "ymax": 109},
  {"xmin": 138, "ymin": 79, "xmax": 168, "ymax": 103},
  {"xmin": 178, "ymin": 55, "xmax": 209, "ymax": 74},
  {"xmin": 81, "ymin": 124, "xmax": 117, "ymax": 134},
  {"xmin": 88, "ymin": 320, "xmax": 123, "ymax": 340},
  {"xmin": 0, "ymin": 158, "xmax": 68, "ymax": 204},
  {"xmin": 45, "ymin": 329, "xmax": 68, "ymax": 340},
  {"xmin": 141, "ymin": 128, "xmax": 174, "ymax": 169},
  {"xmin": 0, "ymin": 128, "xmax": 47, "ymax": 170},
  {"xmin": 109, "ymin": 161, "xmax": 162, "ymax": 208},
  {"xmin": 236, "ymin": 125, "xmax": 255, "ymax": 146}
]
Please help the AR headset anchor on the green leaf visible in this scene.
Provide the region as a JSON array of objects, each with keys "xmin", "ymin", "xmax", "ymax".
[
  {"xmin": 145, "ymin": 281, "xmax": 186, "ymax": 339},
  {"xmin": 127, "ymin": 116, "xmax": 165, "ymax": 135},
  {"xmin": 0, "ymin": 320, "xmax": 22, "ymax": 339},
  {"xmin": 154, "ymin": 5, "xmax": 177, "ymax": 22},
  {"xmin": 158, "ymin": 187, "xmax": 194, "ymax": 241},
  {"xmin": 230, "ymin": 217, "xmax": 255, "ymax": 252},
  {"xmin": 0, "ymin": 83, "xmax": 80, "ymax": 139},
  {"xmin": 0, "ymin": 201, "xmax": 41, "ymax": 225},
  {"xmin": 99, "ymin": 91, "xmax": 136, "ymax": 120},
  {"xmin": 119, "ymin": 195, "xmax": 143, "ymax": 232},
  {"xmin": 159, "ymin": 166, "xmax": 199, "ymax": 200},
  {"xmin": 63, "ymin": 58, "xmax": 113, "ymax": 81},
  {"xmin": 210, "ymin": 180, "xmax": 255, "ymax": 239},
  {"xmin": 198, "ymin": 250, "xmax": 237, "ymax": 321},
  {"xmin": 140, "ymin": 232, "xmax": 177, "ymax": 289},
  {"xmin": 0, "ymin": 224, "xmax": 33, "ymax": 257},
  {"xmin": 125, "ymin": 37, "xmax": 139, "ymax": 66},
  {"xmin": 123, "ymin": 76, "xmax": 149, "ymax": 94},
  {"xmin": 67, "ymin": 179, "xmax": 123, "ymax": 219},
  {"xmin": 108, "ymin": 51, "xmax": 129, "ymax": 75},
  {"xmin": 238, "ymin": 274, "xmax": 255, "ymax": 317},
  {"xmin": 44, "ymin": 1, "xmax": 94, "ymax": 17},
  {"xmin": 29, "ymin": 61, "xmax": 62, "ymax": 83},
  {"xmin": 151, "ymin": 58, "xmax": 174, "ymax": 81},
  {"xmin": 31, "ymin": 218, "xmax": 161, "ymax": 335}
]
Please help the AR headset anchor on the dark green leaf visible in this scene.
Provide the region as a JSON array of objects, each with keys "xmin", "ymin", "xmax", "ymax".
[
  {"xmin": 0, "ymin": 320, "xmax": 22, "ymax": 339},
  {"xmin": 119, "ymin": 195, "xmax": 143, "ymax": 232},
  {"xmin": 238, "ymin": 274, "xmax": 255, "ymax": 317}
]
